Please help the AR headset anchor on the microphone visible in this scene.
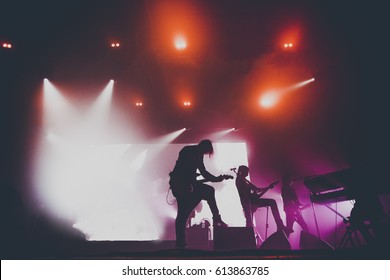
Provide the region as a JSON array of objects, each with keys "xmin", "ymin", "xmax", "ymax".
[{"xmin": 230, "ymin": 168, "xmax": 236, "ymax": 171}]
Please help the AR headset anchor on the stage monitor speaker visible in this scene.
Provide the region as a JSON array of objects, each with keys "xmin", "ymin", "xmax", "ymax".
[
  {"xmin": 259, "ymin": 230, "xmax": 291, "ymax": 250},
  {"xmin": 214, "ymin": 227, "xmax": 256, "ymax": 250},
  {"xmin": 299, "ymin": 231, "xmax": 334, "ymax": 250},
  {"xmin": 186, "ymin": 225, "xmax": 210, "ymax": 249}
]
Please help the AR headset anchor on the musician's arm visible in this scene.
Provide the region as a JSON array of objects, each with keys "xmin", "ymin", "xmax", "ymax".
[
  {"xmin": 198, "ymin": 160, "xmax": 221, "ymax": 182},
  {"xmin": 249, "ymin": 182, "xmax": 268, "ymax": 191},
  {"xmin": 245, "ymin": 181, "xmax": 269, "ymax": 194}
]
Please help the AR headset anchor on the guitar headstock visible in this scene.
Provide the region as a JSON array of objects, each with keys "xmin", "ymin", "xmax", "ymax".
[
  {"xmin": 268, "ymin": 180, "xmax": 279, "ymax": 189},
  {"xmin": 222, "ymin": 174, "xmax": 234, "ymax": 180}
]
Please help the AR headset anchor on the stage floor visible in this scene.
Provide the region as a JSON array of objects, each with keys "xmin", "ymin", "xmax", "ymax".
[{"xmin": 4, "ymin": 240, "xmax": 390, "ymax": 260}]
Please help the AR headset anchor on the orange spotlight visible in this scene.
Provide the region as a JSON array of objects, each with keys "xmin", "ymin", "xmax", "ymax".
[
  {"xmin": 2, "ymin": 42, "xmax": 12, "ymax": 48},
  {"xmin": 174, "ymin": 34, "xmax": 187, "ymax": 51},
  {"xmin": 183, "ymin": 101, "xmax": 191, "ymax": 107},
  {"xmin": 135, "ymin": 102, "xmax": 143, "ymax": 107},
  {"xmin": 283, "ymin": 42, "xmax": 294, "ymax": 49},
  {"xmin": 110, "ymin": 42, "xmax": 120, "ymax": 48},
  {"xmin": 259, "ymin": 92, "xmax": 279, "ymax": 109},
  {"xmin": 148, "ymin": 1, "xmax": 207, "ymax": 57}
]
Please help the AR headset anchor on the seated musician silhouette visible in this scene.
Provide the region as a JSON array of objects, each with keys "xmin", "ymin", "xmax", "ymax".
[
  {"xmin": 281, "ymin": 174, "xmax": 309, "ymax": 237},
  {"xmin": 348, "ymin": 165, "xmax": 390, "ymax": 247},
  {"xmin": 234, "ymin": 165, "xmax": 291, "ymax": 234},
  {"xmin": 169, "ymin": 139, "xmax": 228, "ymax": 249},
  {"xmin": 349, "ymin": 194, "xmax": 389, "ymax": 246}
]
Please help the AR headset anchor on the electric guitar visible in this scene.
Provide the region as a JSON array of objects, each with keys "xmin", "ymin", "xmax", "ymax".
[
  {"xmin": 250, "ymin": 180, "xmax": 279, "ymax": 199},
  {"xmin": 169, "ymin": 173, "xmax": 233, "ymax": 197}
]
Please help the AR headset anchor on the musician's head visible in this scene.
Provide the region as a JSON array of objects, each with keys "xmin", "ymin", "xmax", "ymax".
[
  {"xmin": 238, "ymin": 165, "xmax": 249, "ymax": 177},
  {"xmin": 198, "ymin": 139, "xmax": 214, "ymax": 156},
  {"xmin": 282, "ymin": 174, "xmax": 293, "ymax": 184}
]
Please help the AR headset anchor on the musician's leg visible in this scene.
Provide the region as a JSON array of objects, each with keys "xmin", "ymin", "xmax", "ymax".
[
  {"xmin": 349, "ymin": 205, "xmax": 377, "ymax": 246},
  {"xmin": 243, "ymin": 204, "xmax": 254, "ymax": 227},
  {"xmin": 295, "ymin": 213, "xmax": 309, "ymax": 232},
  {"xmin": 284, "ymin": 209, "xmax": 295, "ymax": 236},
  {"xmin": 198, "ymin": 183, "xmax": 227, "ymax": 227},
  {"xmin": 175, "ymin": 194, "xmax": 202, "ymax": 248},
  {"xmin": 197, "ymin": 184, "xmax": 218, "ymax": 216},
  {"xmin": 255, "ymin": 198, "xmax": 285, "ymax": 231}
]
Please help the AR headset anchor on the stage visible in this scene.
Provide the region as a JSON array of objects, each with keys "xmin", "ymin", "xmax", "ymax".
[{"xmin": 3, "ymin": 239, "xmax": 390, "ymax": 260}]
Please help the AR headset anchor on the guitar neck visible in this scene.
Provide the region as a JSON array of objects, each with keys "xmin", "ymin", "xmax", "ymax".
[
  {"xmin": 197, "ymin": 178, "xmax": 211, "ymax": 184},
  {"xmin": 196, "ymin": 175, "xmax": 233, "ymax": 184}
]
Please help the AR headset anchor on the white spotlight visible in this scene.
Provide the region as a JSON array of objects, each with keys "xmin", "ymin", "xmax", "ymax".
[
  {"xmin": 43, "ymin": 79, "xmax": 75, "ymax": 127},
  {"xmin": 78, "ymin": 80, "xmax": 115, "ymax": 141},
  {"xmin": 86, "ymin": 80, "xmax": 114, "ymax": 119},
  {"xmin": 291, "ymin": 77, "xmax": 316, "ymax": 90},
  {"xmin": 152, "ymin": 128, "xmax": 186, "ymax": 144},
  {"xmin": 207, "ymin": 128, "xmax": 237, "ymax": 139}
]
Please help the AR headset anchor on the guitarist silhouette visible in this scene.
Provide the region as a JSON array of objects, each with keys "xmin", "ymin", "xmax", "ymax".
[
  {"xmin": 234, "ymin": 165, "xmax": 291, "ymax": 235},
  {"xmin": 169, "ymin": 139, "xmax": 230, "ymax": 249},
  {"xmin": 281, "ymin": 174, "xmax": 309, "ymax": 237}
]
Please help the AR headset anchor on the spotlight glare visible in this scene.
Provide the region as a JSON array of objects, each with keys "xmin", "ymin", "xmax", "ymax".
[
  {"xmin": 151, "ymin": 128, "xmax": 187, "ymax": 144},
  {"xmin": 43, "ymin": 79, "xmax": 76, "ymax": 128},
  {"xmin": 85, "ymin": 80, "xmax": 114, "ymax": 122},
  {"xmin": 174, "ymin": 34, "xmax": 187, "ymax": 51},
  {"xmin": 292, "ymin": 77, "xmax": 316, "ymax": 89},
  {"xmin": 260, "ymin": 92, "xmax": 279, "ymax": 108}
]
